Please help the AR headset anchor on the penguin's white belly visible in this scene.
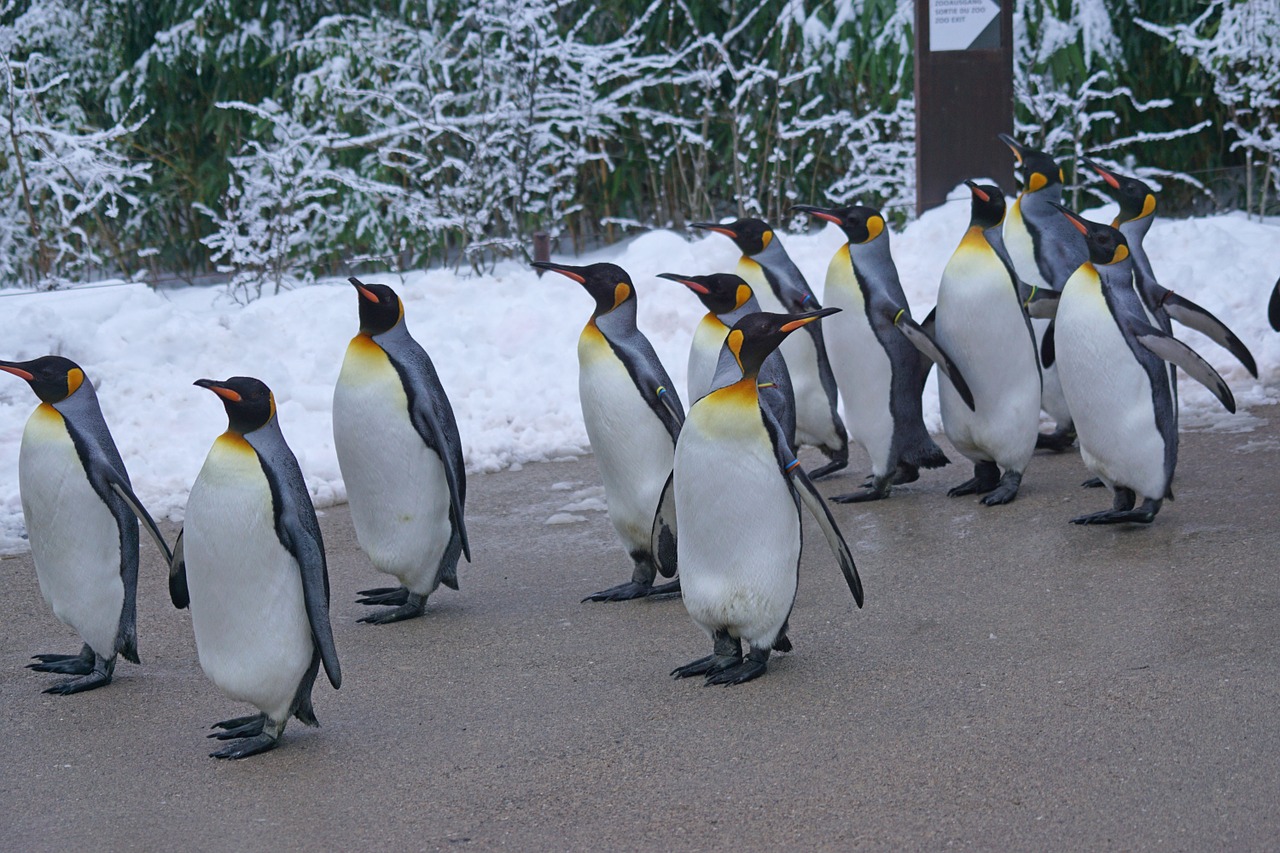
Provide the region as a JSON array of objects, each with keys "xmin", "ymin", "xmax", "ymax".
[
  {"xmin": 184, "ymin": 437, "xmax": 313, "ymax": 721},
  {"xmin": 823, "ymin": 278, "xmax": 894, "ymax": 474},
  {"xmin": 675, "ymin": 399, "xmax": 797, "ymax": 649},
  {"xmin": 1006, "ymin": 209, "xmax": 1070, "ymax": 423},
  {"xmin": 1056, "ymin": 288, "xmax": 1167, "ymax": 499},
  {"xmin": 936, "ymin": 256, "xmax": 1040, "ymax": 471},
  {"xmin": 686, "ymin": 317, "xmax": 726, "ymax": 404},
  {"xmin": 579, "ymin": 334, "xmax": 673, "ymax": 554},
  {"xmin": 334, "ymin": 349, "xmax": 451, "ymax": 592},
  {"xmin": 19, "ymin": 407, "xmax": 124, "ymax": 659}
]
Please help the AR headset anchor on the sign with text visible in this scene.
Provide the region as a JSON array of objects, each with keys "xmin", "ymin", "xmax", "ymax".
[{"xmin": 930, "ymin": 0, "xmax": 1001, "ymax": 51}]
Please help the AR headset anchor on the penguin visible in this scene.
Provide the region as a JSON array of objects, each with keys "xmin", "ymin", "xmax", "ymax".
[
  {"xmin": 934, "ymin": 182, "xmax": 1042, "ymax": 505},
  {"xmin": 0, "ymin": 356, "xmax": 171, "ymax": 694},
  {"xmin": 670, "ymin": 308, "xmax": 863, "ymax": 686},
  {"xmin": 532, "ymin": 261, "xmax": 683, "ymax": 602},
  {"xmin": 1083, "ymin": 158, "xmax": 1258, "ymax": 377},
  {"xmin": 999, "ymin": 134, "xmax": 1087, "ymax": 451},
  {"xmin": 333, "ymin": 277, "xmax": 469, "ymax": 624},
  {"xmin": 172, "ymin": 377, "xmax": 341, "ymax": 758},
  {"xmin": 1048, "ymin": 208, "xmax": 1236, "ymax": 524},
  {"xmin": 656, "ymin": 271, "xmax": 797, "ymax": 453},
  {"xmin": 690, "ymin": 218, "xmax": 849, "ymax": 477},
  {"xmin": 1271, "ymin": 277, "xmax": 1280, "ymax": 332},
  {"xmin": 792, "ymin": 203, "xmax": 976, "ymax": 502}
]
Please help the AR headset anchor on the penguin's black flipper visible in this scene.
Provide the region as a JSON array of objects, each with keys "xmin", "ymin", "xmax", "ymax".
[
  {"xmin": 168, "ymin": 528, "xmax": 190, "ymax": 610},
  {"xmin": 109, "ymin": 480, "xmax": 174, "ymax": 565},
  {"xmin": 649, "ymin": 473, "xmax": 678, "ymax": 579},
  {"xmin": 1160, "ymin": 291, "xmax": 1258, "ymax": 378},
  {"xmin": 1020, "ymin": 283, "xmax": 1060, "ymax": 319},
  {"xmin": 1041, "ymin": 320, "xmax": 1056, "ymax": 368},
  {"xmin": 788, "ymin": 464, "xmax": 863, "ymax": 608},
  {"xmin": 1270, "ymin": 277, "xmax": 1280, "ymax": 332},
  {"xmin": 1134, "ymin": 326, "xmax": 1236, "ymax": 414},
  {"xmin": 893, "ymin": 310, "xmax": 976, "ymax": 410}
]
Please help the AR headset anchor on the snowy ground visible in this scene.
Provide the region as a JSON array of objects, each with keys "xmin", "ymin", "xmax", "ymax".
[{"xmin": 2, "ymin": 196, "xmax": 1278, "ymax": 553}]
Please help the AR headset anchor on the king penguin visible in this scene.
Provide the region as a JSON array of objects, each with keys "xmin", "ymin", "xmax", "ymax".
[
  {"xmin": 670, "ymin": 308, "xmax": 863, "ymax": 686},
  {"xmin": 999, "ymin": 134, "xmax": 1087, "ymax": 451},
  {"xmin": 792, "ymin": 203, "xmax": 975, "ymax": 502},
  {"xmin": 656, "ymin": 271, "xmax": 797, "ymax": 452},
  {"xmin": 1048, "ymin": 207, "xmax": 1236, "ymax": 524},
  {"xmin": 532, "ymin": 261, "xmax": 683, "ymax": 602},
  {"xmin": 935, "ymin": 182, "xmax": 1042, "ymax": 505},
  {"xmin": 172, "ymin": 376, "xmax": 341, "ymax": 758},
  {"xmin": 0, "ymin": 356, "xmax": 171, "ymax": 694},
  {"xmin": 333, "ymin": 277, "xmax": 469, "ymax": 624},
  {"xmin": 691, "ymin": 218, "xmax": 849, "ymax": 477},
  {"xmin": 1083, "ymin": 158, "xmax": 1258, "ymax": 378}
]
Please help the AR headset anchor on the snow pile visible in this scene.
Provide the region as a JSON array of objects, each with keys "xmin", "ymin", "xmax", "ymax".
[{"xmin": 1, "ymin": 199, "xmax": 1277, "ymax": 553}]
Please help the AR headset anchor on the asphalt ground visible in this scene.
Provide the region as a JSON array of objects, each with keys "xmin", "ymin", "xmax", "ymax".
[{"xmin": 2, "ymin": 407, "xmax": 1278, "ymax": 851}]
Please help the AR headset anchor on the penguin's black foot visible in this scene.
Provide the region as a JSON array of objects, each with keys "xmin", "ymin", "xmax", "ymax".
[
  {"xmin": 358, "ymin": 593, "xmax": 427, "ymax": 624},
  {"xmin": 831, "ymin": 486, "xmax": 890, "ymax": 504},
  {"xmin": 705, "ymin": 659, "xmax": 768, "ymax": 686},
  {"xmin": 671, "ymin": 653, "xmax": 740, "ymax": 679},
  {"xmin": 1071, "ymin": 500, "xmax": 1161, "ymax": 525},
  {"xmin": 43, "ymin": 671, "xmax": 113, "ymax": 695},
  {"xmin": 355, "ymin": 586, "xmax": 409, "ymax": 606},
  {"xmin": 581, "ymin": 578, "xmax": 680, "ymax": 603},
  {"xmin": 210, "ymin": 733, "xmax": 279, "ymax": 760},
  {"xmin": 948, "ymin": 460, "xmax": 1000, "ymax": 497},
  {"xmin": 208, "ymin": 714, "xmax": 267, "ymax": 740},
  {"xmin": 981, "ymin": 471, "xmax": 1023, "ymax": 506},
  {"xmin": 1036, "ymin": 426, "xmax": 1077, "ymax": 452},
  {"xmin": 28, "ymin": 645, "xmax": 95, "ymax": 675},
  {"xmin": 1081, "ymin": 477, "xmax": 1106, "ymax": 488},
  {"xmin": 807, "ymin": 447, "xmax": 849, "ymax": 480}
]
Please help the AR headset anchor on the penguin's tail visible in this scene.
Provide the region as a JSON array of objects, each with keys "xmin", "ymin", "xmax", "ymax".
[{"xmin": 905, "ymin": 438, "xmax": 950, "ymax": 471}]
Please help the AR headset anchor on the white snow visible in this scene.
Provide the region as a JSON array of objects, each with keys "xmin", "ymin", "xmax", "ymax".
[{"xmin": 2, "ymin": 198, "xmax": 1278, "ymax": 553}]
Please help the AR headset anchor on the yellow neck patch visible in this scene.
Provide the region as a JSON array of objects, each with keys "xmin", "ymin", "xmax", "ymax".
[
  {"xmin": 865, "ymin": 216, "xmax": 884, "ymax": 242},
  {"xmin": 726, "ymin": 329, "xmax": 745, "ymax": 370},
  {"xmin": 1028, "ymin": 173, "xmax": 1047, "ymax": 193},
  {"xmin": 1111, "ymin": 244, "xmax": 1130, "ymax": 263},
  {"xmin": 761, "ymin": 230, "xmax": 773, "ymax": 249},
  {"xmin": 1140, "ymin": 194, "xmax": 1156, "ymax": 219},
  {"xmin": 735, "ymin": 284, "xmax": 752, "ymax": 309},
  {"xmin": 66, "ymin": 368, "xmax": 84, "ymax": 397},
  {"xmin": 613, "ymin": 283, "xmax": 630, "ymax": 309}
]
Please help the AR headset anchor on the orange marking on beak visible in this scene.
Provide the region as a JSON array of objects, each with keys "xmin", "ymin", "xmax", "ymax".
[{"xmin": 0, "ymin": 365, "xmax": 34, "ymax": 381}]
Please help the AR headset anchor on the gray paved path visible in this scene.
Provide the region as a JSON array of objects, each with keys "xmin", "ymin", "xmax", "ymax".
[{"xmin": 2, "ymin": 409, "xmax": 1279, "ymax": 850}]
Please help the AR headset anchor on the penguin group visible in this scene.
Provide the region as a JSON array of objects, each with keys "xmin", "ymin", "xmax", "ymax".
[{"xmin": 0, "ymin": 136, "xmax": 1265, "ymax": 757}]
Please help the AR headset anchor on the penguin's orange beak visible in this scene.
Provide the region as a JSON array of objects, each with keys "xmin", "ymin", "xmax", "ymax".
[
  {"xmin": 689, "ymin": 222, "xmax": 737, "ymax": 239},
  {"xmin": 1084, "ymin": 158, "xmax": 1121, "ymax": 189},
  {"xmin": 964, "ymin": 180, "xmax": 990, "ymax": 203},
  {"xmin": 531, "ymin": 262, "xmax": 586, "ymax": 284},
  {"xmin": 656, "ymin": 273, "xmax": 709, "ymax": 294},
  {"xmin": 194, "ymin": 379, "xmax": 242, "ymax": 402},
  {"xmin": 0, "ymin": 364, "xmax": 35, "ymax": 381}
]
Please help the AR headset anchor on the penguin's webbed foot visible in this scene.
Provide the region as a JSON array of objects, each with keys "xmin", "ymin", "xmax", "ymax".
[
  {"xmin": 948, "ymin": 461, "xmax": 999, "ymax": 497},
  {"xmin": 581, "ymin": 579, "xmax": 680, "ymax": 603},
  {"xmin": 358, "ymin": 593, "xmax": 427, "ymax": 625},
  {"xmin": 671, "ymin": 654, "xmax": 738, "ymax": 679},
  {"xmin": 1036, "ymin": 426, "xmax": 1077, "ymax": 452},
  {"xmin": 981, "ymin": 471, "xmax": 1023, "ymax": 506},
  {"xmin": 831, "ymin": 485, "xmax": 890, "ymax": 504},
  {"xmin": 210, "ymin": 733, "xmax": 279, "ymax": 760},
  {"xmin": 27, "ymin": 645, "xmax": 95, "ymax": 675},
  {"xmin": 704, "ymin": 647, "xmax": 770, "ymax": 686},
  {"xmin": 807, "ymin": 446, "xmax": 849, "ymax": 480},
  {"xmin": 1071, "ymin": 499, "xmax": 1161, "ymax": 526},
  {"xmin": 1081, "ymin": 477, "xmax": 1106, "ymax": 489},
  {"xmin": 43, "ymin": 671, "xmax": 113, "ymax": 695},
  {"xmin": 208, "ymin": 713, "xmax": 266, "ymax": 740},
  {"xmin": 355, "ymin": 586, "xmax": 409, "ymax": 606}
]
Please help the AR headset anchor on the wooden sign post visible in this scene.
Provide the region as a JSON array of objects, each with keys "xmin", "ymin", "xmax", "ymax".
[{"xmin": 914, "ymin": 0, "xmax": 1015, "ymax": 215}]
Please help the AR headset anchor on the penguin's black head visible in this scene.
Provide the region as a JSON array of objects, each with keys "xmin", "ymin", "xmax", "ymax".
[
  {"xmin": 999, "ymin": 134, "xmax": 1063, "ymax": 194},
  {"xmin": 349, "ymin": 277, "xmax": 403, "ymax": 335},
  {"xmin": 195, "ymin": 376, "xmax": 276, "ymax": 434},
  {"xmin": 656, "ymin": 272, "xmax": 753, "ymax": 315},
  {"xmin": 964, "ymin": 181, "xmax": 1007, "ymax": 229},
  {"xmin": 533, "ymin": 261, "xmax": 636, "ymax": 317},
  {"xmin": 689, "ymin": 218, "xmax": 774, "ymax": 255},
  {"xmin": 0, "ymin": 355, "xmax": 87, "ymax": 404},
  {"xmin": 1083, "ymin": 158, "xmax": 1156, "ymax": 225},
  {"xmin": 792, "ymin": 204, "xmax": 886, "ymax": 245},
  {"xmin": 1051, "ymin": 204, "xmax": 1130, "ymax": 266},
  {"xmin": 725, "ymin": 307, "xmax": 840, "ymax": 378}
]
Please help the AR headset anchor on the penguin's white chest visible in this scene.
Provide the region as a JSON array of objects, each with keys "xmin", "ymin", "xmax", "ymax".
[
  {"xmin": 936, "ymin": 236, "xmax": 1040, "ymax": 469},
  {"xmin": 1056, "ymin": 276, "xmax": 1167, "ymax": 498},
  {"xmin": 675, "ymin": 386, "xmax": 798, "ymax": 649},
  {"xmin": 19, "ymin": 405, "xmax": 124, "ymax": 659},
  {"xmin": 578, "ymin": 326, "xmax": 673, "ymax": 553},
  {"xmin": 687, "ymin": 315, "xmax": 728, "ymax": 404},
  {"xmin": 1003, "ymin": 203, "xmax": 1045, "ymax": 289},
  {"xmin": 821, "ymin": 249, "xmax": 894, "ymax": 470},
  {"xmin": 334, "ymin": 338, "xmax": 451, "ymax": 590},
  {"xmin": 184, "ymin": 435, "xmax": 313, "ymax": 721}
]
